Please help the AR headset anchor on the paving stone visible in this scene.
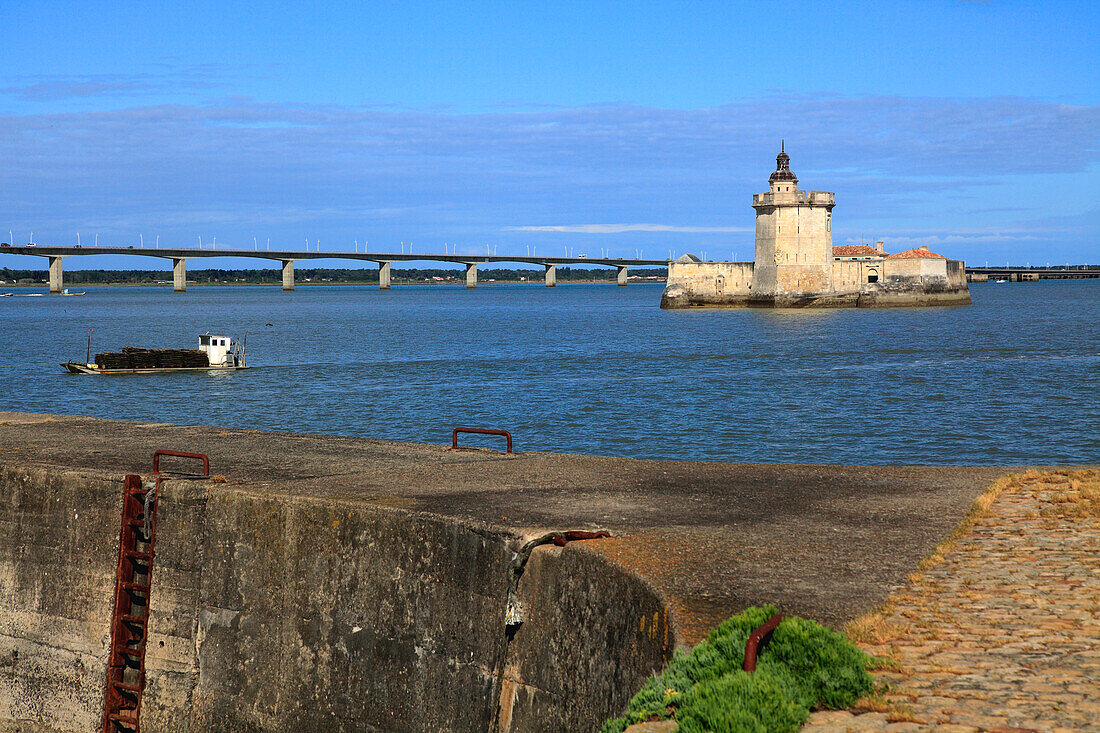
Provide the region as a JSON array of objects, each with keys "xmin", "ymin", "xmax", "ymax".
[{"xmin": 802, "ymin": 470, "xmax": 1100, "ymax": 733}]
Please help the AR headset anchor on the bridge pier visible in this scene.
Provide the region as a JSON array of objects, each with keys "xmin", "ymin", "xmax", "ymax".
[
  {"xmin": 465, "ymin": 263, "xmax": 477, "ymax": 289},
  {"xmin": 544, "ymin": 263, "xmax": 556, "ymax": 288},
  {"xmin": 379, "ymin": 261, "xmax": 391, "ymax": 290},
  {"xmin": 617, "ymin": 265, "xmax": 628, "ymax": 286},
  {"xmin": 48, "ymin": 256, "xmax": 63, "ymax": 294},
  {"xmin": 281, "ymin": 260, "xmax": 295, "ymax": 291},
  {"xmin": 172, "ymin": 258, "xmax": 187, "ymax": 292}
]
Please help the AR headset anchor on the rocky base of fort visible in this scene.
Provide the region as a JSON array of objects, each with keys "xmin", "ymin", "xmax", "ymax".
[{"xmin": 660, "ymin": 282, "xmax": 972, "ymax": 309}]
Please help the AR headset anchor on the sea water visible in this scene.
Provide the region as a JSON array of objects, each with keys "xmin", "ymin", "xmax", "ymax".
[{"xmin": 1, "ymin": 280, "xmax": 1096, "ymax": 465}]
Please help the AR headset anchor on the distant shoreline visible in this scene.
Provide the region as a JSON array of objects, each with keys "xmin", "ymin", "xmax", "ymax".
[{"xmin": 0, "ymin": 278, "xmax": 668, "ymax": 288}]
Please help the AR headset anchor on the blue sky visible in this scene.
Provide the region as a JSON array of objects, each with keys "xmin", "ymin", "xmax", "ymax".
[{"xmin": 1, "ymin": 0, "xmax": 1097, "ymax": 270}]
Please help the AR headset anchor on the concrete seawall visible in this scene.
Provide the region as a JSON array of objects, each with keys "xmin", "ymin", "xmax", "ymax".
[
  {"xmin": 2, "ymin": 412, "xmax": 1026, "ymax": 731},
  {"xmin": 1, "ymin": 454, "xmax": 670, "ymax": 731}
]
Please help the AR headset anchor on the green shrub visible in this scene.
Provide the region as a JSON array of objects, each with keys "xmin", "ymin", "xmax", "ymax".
[
  {"xmin": 762, "ymin": 615, "xmax": 875, "ymax": 709},
  {"xmin": 599, "ymin": 606, "xmax": 872, "ymax": 733},
  {"xmin": 676, "ymin": 669, "xmax": 809, "ymax": 733}
]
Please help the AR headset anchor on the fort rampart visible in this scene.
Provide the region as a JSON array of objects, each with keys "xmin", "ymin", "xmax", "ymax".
[{"xmin": 661, "ymin": 257, "xmax": 971, "ymax": 308}]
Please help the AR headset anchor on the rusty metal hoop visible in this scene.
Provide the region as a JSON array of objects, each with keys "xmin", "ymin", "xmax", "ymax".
[
  {"xmin": 152, "ymin": 449, "xmax": 210, "ymax": 476},
  {"xmin": 451, "ymin": 428, "xmax": 513, "ymax": 454},
  {"xmin": 743, "ymin": 613, "xmax": 785, "ymax": 672}
]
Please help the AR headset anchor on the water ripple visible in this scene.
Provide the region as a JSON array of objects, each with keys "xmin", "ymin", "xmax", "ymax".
[{"xmin": 1, "ymin": 281, "xmax": 1097, "ymax": 465}]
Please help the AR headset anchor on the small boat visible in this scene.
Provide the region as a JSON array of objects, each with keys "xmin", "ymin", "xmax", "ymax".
[
  {"xmin": 0, "ymin": 292, "xmax": 12, "ymax": 297},
  {"xmin": 62, "ymin": 332, "xmax": 249, "ymax": 374},
  {"xmin": 61, "ymin": 289, "xmax": 86, "ymax": 296}
]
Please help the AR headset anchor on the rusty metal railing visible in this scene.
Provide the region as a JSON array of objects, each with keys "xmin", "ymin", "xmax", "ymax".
[
  {"xmin": 451, "ymin": 428, "xmax": 513, "ymax": 454},
  {"xmin": 152, "ymin": 449, "xmax": 210, "ymax": 476}
]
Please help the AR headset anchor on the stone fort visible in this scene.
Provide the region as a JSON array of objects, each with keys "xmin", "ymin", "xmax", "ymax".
[{"xmin": 661, "ymin": 146, "xmax": 971, "ymax": 308}]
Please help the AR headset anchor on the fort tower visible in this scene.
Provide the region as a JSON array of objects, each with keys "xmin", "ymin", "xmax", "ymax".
[
  {"xmin": 659, "ymin": 146, "xmax": 969, "ymax": 308},
  {"xmin": 750, "ymin": 144, "xmax": 836, "ymax": 303}
]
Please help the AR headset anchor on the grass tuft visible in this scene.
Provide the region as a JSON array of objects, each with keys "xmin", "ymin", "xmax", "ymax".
[
  {"xmin": 845, "ymin": 611, "xmax": 908, "ymax": 646},
  {"xmin": 599, "ymin": 606, "xmax": 873, "ymax": 733},
  {"xmin": 1039, "ymin": 470, "xmax": 1100, "ymax": 522}
]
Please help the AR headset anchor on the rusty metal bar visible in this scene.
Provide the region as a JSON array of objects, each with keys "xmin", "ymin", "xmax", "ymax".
[
  {"xmin": 152, "ymin": 449, "xmax": 209, "ymax": 476},
  {"xmin": 451, "ymin": 428, "xmax": 513, "ymax": 454},
  {"xmin": 743, "ymin": 613, "xmax": 784, "ymax": 672},
  {"xmin": 550, "ymin": 529, "xmax": 610, "ymax": 547}
]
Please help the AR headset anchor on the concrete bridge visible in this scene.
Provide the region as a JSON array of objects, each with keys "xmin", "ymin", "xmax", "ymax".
[
  {"xmin": 0, "ymin": 244, "xmax": 668, "ymax": 293},
  {"xmin": 965, "ymin": 265, "xmax": 1100, "ymax": 282}
]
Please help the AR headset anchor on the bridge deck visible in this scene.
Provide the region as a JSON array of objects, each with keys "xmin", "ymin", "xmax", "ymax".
[{"xmin": 0, "ymin": 244, "xmax": 667, "ymax": 268}]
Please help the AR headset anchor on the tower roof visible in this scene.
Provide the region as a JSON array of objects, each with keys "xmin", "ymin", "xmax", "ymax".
[
  {"xmin": 769, "ymin": 141, "xmax": 798, "ymax": 184},
  {"xmin": 886, "ymin": 247, "xmax": 947, "ymax": 260},
  {"xmin": 833, "ymin": 245, "xmax": 884, "ymax": 257}
]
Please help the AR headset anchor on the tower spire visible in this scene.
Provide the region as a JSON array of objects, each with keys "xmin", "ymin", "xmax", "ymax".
[{"xmin": 770, "ymin": 144, "xmax": 797, "ymax": 184}]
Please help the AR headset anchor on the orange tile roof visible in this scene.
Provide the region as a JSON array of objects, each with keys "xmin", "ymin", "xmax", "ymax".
[
  {"xmin": 885, "ymin": 247, "xmax": 947, "ymax": 260},
  {"xmin": 832, "ymin": 245, "xmax": 882, "ymax": 256}
]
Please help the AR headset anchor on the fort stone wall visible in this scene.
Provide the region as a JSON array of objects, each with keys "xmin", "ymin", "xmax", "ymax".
[
  {"xmin": 855, "ymin": 257, "xmax": 971, "ymax": 306},
  {"xmin": 831, "ymin": 260, "xmax": 880, "ymax": 292},
  {"xmin": 662, "ymin": 256, "xmax": 970, "ymax": 309},
  {"xmin": 660, "ymin": 260, "xmax": 753, "ymax": 308}
]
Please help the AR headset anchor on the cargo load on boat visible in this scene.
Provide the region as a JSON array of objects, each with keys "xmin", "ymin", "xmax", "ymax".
[{"xmin": 94, "ymin": 347, "xmax": 210, "ymax": 370}]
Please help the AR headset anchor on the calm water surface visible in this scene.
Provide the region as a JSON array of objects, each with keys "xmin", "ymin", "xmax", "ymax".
[{"xmin": 1, "ymin": 281, "xmax": 1097, "ymax": 465}]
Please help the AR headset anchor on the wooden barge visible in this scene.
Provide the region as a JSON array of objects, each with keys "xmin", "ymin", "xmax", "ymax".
[{"xmin": 62, "ymin": 333, "xmax": 248, "ymax": 374}]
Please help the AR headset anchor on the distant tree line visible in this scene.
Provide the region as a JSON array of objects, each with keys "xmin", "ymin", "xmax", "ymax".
[{"xmin": 0, "ymin": 266, "xmax": 667, "ymax": 285}]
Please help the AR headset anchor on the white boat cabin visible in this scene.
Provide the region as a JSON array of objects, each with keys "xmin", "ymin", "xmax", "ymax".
[{"xmin": 199, "ymin": 334, "xmax": 236, "ymax": 367}]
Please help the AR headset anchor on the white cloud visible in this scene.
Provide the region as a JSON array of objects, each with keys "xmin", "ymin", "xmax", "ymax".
[
  {"xmin": 0, "ymin": 66, "xmax": 236, "ymax": 101},
  {"xmin": 507, "ymin": 224, "xmax": 751, "ymax": 234},
  {"xmin": 847, "ymin": 231, "xmax": 1043, "ymax": 248}
]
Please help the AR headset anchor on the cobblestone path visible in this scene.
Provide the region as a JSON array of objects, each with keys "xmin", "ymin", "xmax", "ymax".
[{"xmin": 802, "ymin": 469, "xmax": 1099, "ymax": 733}]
